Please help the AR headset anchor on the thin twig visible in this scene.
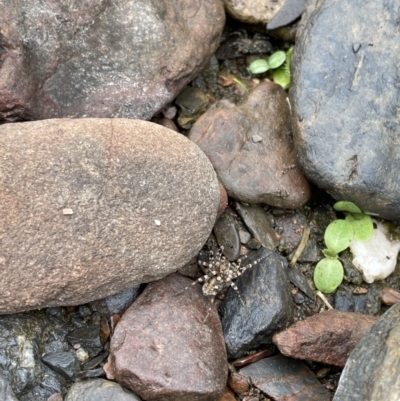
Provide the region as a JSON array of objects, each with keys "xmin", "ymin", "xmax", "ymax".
[
  {"xmin": 290, "ymin": 226, "xmax": 311, "ymax": 266},
  {"xmin": 316, "ymin": 290, "xmax": 334, "ymax": 310}
]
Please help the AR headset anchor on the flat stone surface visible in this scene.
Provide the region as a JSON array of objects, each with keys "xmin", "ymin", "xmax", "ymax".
[
  {"xmin": 240, "ymin": 355, "xmax": 330, "ymax": 401},
  {"xmin": 189, "ymin": 82, "xmax": 311, "ymax": 208},
  {"xmin": 0, "ymin": 119, "xmax": 220, "ymax": 313},
  {"xmin": 220, "ymin": 248, "xmax": 294, "ymax": 358},
  {"xmin": 291, "ymin": 0, "xmax": 400, "ymax": 221},
  {"xmin": 0, "ymin": 0, "xmax": 224, "ymax": 122},
  {"xmin": 107, "ymin": 273, "xmax": 228, "ymax": 401},
  {"xmin": 0, "ymin": 370, "xmax": 18, "ymax": 401},
  {"xmin": 333, "ymin": 303, "xmax": 400, "ymax": 400},
  {"xmin": 273, "ymin": 310, "xmax": 377, "ymax": 367},
  {"xmin": 65, "ymin": 379, "xmax": 141, "ymax": 401}
]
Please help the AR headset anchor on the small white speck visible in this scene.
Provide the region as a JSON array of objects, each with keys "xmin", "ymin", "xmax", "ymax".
[
  {"xmin": 155, "ymin": 219, "xmax": 161, "ymax": 226},
  {"xmin": 63, "ymin": 208, "xmax": 73, "ymax": 215},
  {"xmin": 252, "ymin": 134, "xmax": 263, "ymax": 143}
]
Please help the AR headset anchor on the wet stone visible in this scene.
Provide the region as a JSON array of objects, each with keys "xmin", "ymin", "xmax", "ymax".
[
  {"xmin": 287, "ymin": 267, "xmax": 314, "ymax": 300},
  {"xmin": 189, "ymin": 82, "xmax": 311, "ymax": 208},
  {"xmin": 107, "ymin": 273, "xmax": 227, "ymax": 401},
  {"xmin": 0, "ymin": 310, "xmax": 70, "ymax": 401},
  {"xmin": 220, "ymin": 248, "xmax": 294, "ymax": 358},
  {"xmin": 0, "ymin": 369, "xmax": 18, "ymax": 401},
  {"xmin": 0, "ymin": 119, "xmax": 220, "ymax": 313},
  {"xmin": 240, "ymin": 355, "xmax": 330, "ymax": 401},
  {"xmin": 66, "ymin": 325, "xmax": 104, "ymax": 358},
  {"xmin": 41, "ymin": 351, "xmax": 80, "ymax": 381},
  {"xmin": 333, "ymin": 303, "xmax": 400, "ymax": 400},
  {"xmin": 213, "ymin": 210, "xmax": 241, "ymax": 261},
  {"xmin": 89, "ymin": 286, "xmax": 141, "ymax": 317},
  {"xmin": 291, "ymin": 0, "xmax": 400, "ymax": 221},
  {"xmin": 334, "ymin": 286, "xmax": 381, "ymax": 316},
  {"xmin": 274, "ymin": 212, "xmax": 307, "ymax": 255},
  {"xmin": 297, "ymin": 238, "xmax": 322, "ymax": 263},
  {"xmin": 65, "ymin": 378, "xmax": 141, "ymax": 401},
  {"xmin": 235, "ymin": 203, "xmax": 280, "ymax": 250},
  {"xmin": 273, "ymin": 309, "xmax": 377, "ymax": 367}
]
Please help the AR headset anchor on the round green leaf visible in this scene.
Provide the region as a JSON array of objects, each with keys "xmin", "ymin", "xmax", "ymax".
[
  {"xmin": 333, "ymin": 201, "xmax": 362, "ymax": 214},
  {"xmin": 272, "ymin": 67, "xmax": 290, "ymax": 89},
  {"xmin": 324, "ymin": 219, "xmax": 354, "ymax": 253},
  {"xmin": 314, "ymin": 258, "xmax": 344, "ymax": 293},
  {"xmin": 268, "ymin": 51, "xmax": 286, "ymax": 69},
  {"xmin": 345, "ymin": 214, "xmax": 374, "ymax": 241},
  {"xmin": 249, "ymin": 59, "xmax": 269, "ymax": 74}
]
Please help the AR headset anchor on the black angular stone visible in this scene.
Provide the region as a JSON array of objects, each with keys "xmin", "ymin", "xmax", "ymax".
[{"xmin": 41, "ymin": 351, "xmax": 80, "ymax": 381}]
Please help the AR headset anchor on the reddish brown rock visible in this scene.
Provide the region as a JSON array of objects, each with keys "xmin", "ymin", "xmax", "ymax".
[
  {"xmin": 0, "ymin": 0, "xmax": 224, "ymax": 122},
  {"xmin": 189, "ymin": 81, "xmax": 311, "ymax": 208},
  {"xmin": 108, "ymin": 273, "xmax": 228, "ymax": 401},
  {"xmin": 273, "ymin": 309, "xmax": 377, "ymax": 367},
  {"xmin": 217, "ymin": 388, "xmax": 237, "ymax": 401},
  {"xmin": 381, "ymin": 287, "xmax": 400, "ymax": 306},
  {"xmin": 0, "ymin": 119, "xmax": 220, "ymax": 314}
]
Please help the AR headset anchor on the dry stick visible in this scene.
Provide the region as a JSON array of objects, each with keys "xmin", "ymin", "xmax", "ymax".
[
  {"xmin": 290, "ymin": 225, "xmax": 311, "ymax": 267},
  {"xmin": 316, "ymin": 290, "xmax": 334, "ymax": 310}
]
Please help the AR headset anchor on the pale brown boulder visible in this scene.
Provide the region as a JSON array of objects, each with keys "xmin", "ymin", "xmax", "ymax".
[
  {"xmin": 224, "ymin": 0, "xmax": 285, "ymax": 24},
  {"xmin": 273, "ymin": 309, "xmax": 377, "ymax": 367},
  {"xmin": 0, "ymin": 119, "xmax": 220, "ymax": 313}
]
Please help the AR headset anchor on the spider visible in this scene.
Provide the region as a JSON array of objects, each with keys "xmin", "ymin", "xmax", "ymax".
[{"xmin": 195, "ymin": 245, "xmax": 268, "ymax": 299}]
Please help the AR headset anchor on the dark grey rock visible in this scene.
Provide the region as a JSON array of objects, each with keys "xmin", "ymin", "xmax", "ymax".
[
  {"xmin": 65, "ymin": 379, "xmax": 141, "ymax": 401},
  {"xmin": 0, "ymin": 119, "xmax": 220, "ymax": 313},
  {"xmin": 90, "ymin": 287, "xmax": 141, "ymax": 317},
  {"xmin": 287, "ymin": 267, "xmax": 314, "ymax": 300},
  {"xmin": 333, "ymin": 303, "xmax": 400, "ymax": 400},
  {"xmin": 334, "ymin": 286, "xmax": 381, "ymax": 316},
  {"xmin": 41, "ymin": 351, "xmax": 80, "ymax": 381},
  {"xmin": 267, "ymin": 0, "xmax": 306, "ymax": 30},
  {"xmin": 240, "ymin": 355, "xmax": 330, "ymax": 401},
  {"xmin": 291, "ymin": 0, "xmax": 400, "ymax": 221},
  {"xmin": 66, "ymin": 326, "xmax": 103, "ymax": 358},
  {"xmin": 235, "ymin": 203, "xmax": 280, "ymax": 250},
  {"xmin": 0, "ymin": 0, "xmax": 224, "ymax": 122},
  {"xmin": 107, "ymin": 273, "xmax": 227, "ymax": 401},
  {"xmin": 213, "ymin": 210, "xmax": 241, "ymax": 261},
  {"xmin": 0, "ymin": 310, "xmax": 70, "ymax": 400},
  {"xmin": 297, "ymin": 238, "xmax": 322, "ymax": 263},
  {"xmin": 82, "ymin": 351, "xmax": 109, "ymax": 371},
  {"xmin": 175, "ymin": 86, "xmax": 209, "ymax": 129},
  {"xmin": 0, "ymin": 370, "xmax": 18, "ymax": 401},
  {"xmin": 220, "ymin": 248, "xmax": 294, "ymax": 358}
]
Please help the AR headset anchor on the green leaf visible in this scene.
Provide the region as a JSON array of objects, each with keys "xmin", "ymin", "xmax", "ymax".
[
  {"xmin": 249, "ymin": 59, "xmax": 269, "ymax": 74},
  {"xmin": 272, "ymin": 67, "xmax": 291, "ymax": 89},
  {"xmin": 333, "ymin": 201, "xmax": 362, "ymax": 214},
  {"xmin": 322, "ymin": 249, "xmax": 338, "ymax": 259},
  {"xmin": 268, "ymin": 51, "xmax": 286, "ymax": 69},
  {"xmin": 345, "ymin": 213, "xmax": 374, "ymax": 241},
  {"xmin": 314, "ymin": 258, "xmax": 344, "ymax": 293},
  {"xmin": 324, "ymin": 219, "xmax": 354, "ymax": 253}
]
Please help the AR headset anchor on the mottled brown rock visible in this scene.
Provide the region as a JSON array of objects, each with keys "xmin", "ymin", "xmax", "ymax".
[
  {"xmin": 228, "ymin": 372, "xmax": 250, "ymax": 395},
  {"xmin": 189, "ymin": 81, "xmax": 311, "ymax": 208},
  {"xmin": 0, "ymin": 0, "xmax": 224, "ymax": 122},
  {"xmin": 273, "ymin": 309, "xmax": 377, "ymax": 367},
  {"xmin": 0, "ymin": 119, "xmax": 220, "ymax": 313},
  {"xmin": 217, "ymin": 182, "xmax": 229, "ymax": 220},
  {"xmin": 381, "ymin": 287, "xmax": 400, "ymax": 306},
  {"xmin": 108, "ymin": 273, "xmax": 228, "ymax": 401},
  {"xmin": 217, "ymin": 388, "xmax": 237, "ymax": 401},
  {"xmin": 224, "ymin": 0, "xmax": 285, "ymax": 24}
]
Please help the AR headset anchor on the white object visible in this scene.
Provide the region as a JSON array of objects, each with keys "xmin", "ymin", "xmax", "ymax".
[{"xmin": 350, "ymin": 220, "xmax": 400, "ymax": 283}]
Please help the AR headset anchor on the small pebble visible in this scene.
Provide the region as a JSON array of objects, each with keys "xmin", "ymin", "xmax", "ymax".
[
  {"xmin": 239, "ymin": 230, "xmax": 252, "ymax": 244},
  {"xmin": 75, "ymin": 348, "xmax": 90, "ymax": 362},
  {"xmin": 62, "ymin": 208, "xmax": 73, "ymax": 215},
  {"xmin": 155, "ymin": 219, "xmax": 161, "ymax": 226},
  {"xmin": 251, "ymin": 134, "xmax": 263, "ymax": 143}
]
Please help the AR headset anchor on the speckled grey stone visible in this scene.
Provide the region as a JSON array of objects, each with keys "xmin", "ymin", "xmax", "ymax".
[{"xmin": 0, "ymin": 119, "xmax": 220, "ymax": 313}]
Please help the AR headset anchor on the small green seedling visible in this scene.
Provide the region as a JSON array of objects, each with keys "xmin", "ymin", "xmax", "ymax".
[
  {"xmin": 248, "ymin": 48, "xmax": 292, "ymax": 89},
  {"xmin": 313, "ymin": 201, "xmax": 374, "ymax": 294}
]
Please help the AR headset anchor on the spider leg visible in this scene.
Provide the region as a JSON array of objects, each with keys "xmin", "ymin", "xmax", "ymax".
[{"xmin": 202, "ymin": 296, "xmax": 215, "ymax": 323}]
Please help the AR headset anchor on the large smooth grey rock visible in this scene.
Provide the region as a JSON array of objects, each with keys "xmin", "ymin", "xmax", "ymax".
[
  {"xmin": 0, "ymin": 119, "xmax": 220, "ymax": 313},
  {"xmin": 291, "ymin": 0, "xmax": 400, "ymax": 221},
  {"xmin": 333, "ymin": 303, "xmax": 400, "ymax": 401},
  {"xmin": 0, "ymin": 0, "xmax": 224, "ymax": 122}
]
